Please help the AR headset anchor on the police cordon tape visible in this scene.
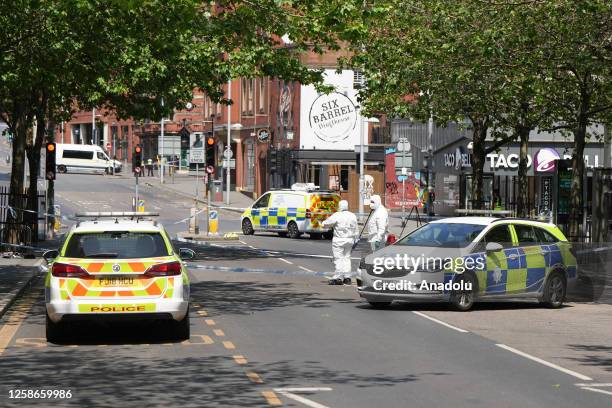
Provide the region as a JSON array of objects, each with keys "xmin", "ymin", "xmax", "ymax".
[{"xmin": 185, "ymin": 263, "xmax": 334, "ymax": 276}]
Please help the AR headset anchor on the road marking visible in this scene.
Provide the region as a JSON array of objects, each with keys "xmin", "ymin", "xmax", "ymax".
[
  {"xmin": 575, "ymin": 383, "xmax": 612, "ymax": 387},
  {"xmin": 223, "ymin": 341, "xmax": 236, "ymax": 350},
  {"xmin": 246, "ymin": 371, "xmax": 264, "ymax": 383},
  {"xmin": 412, "ymin": 311, "xmax": 469, "ymax": 333},
  {"xmin": 278, "ymin": 258, "xmax": 293, "ymax": 265},
  {"xmin": 205, "ymin": 319, "xmax": 216, "ymax": 326},
  {"xmin": 197, "ymin": 310, "xmax": 208, "ymax": 316},
  {"xmin": 261, "ymin": 391, "xmax": 282, "ymax": 406},
  {"xmin": 186, "ymin": 335, "xmax": 214, "ymax": 345},
  {"xmin": 298, "ymin": 265, "xmax": 314, "ymax": 272},
  {"xmin": 15, "ymin": 338, "xmax": 47, "ymax": 348},
  {"xmin": 496, "ymin": 344, "xmax": 593, "ymax": 381},
  {"xmin": 248, "ymin": 245, "xmax": 256, "ymax": 249},
  {"xmin": 273, "ymin": 388, "xmax": 333, "ymax": 408},
  {"xmin": 213, "ymin": 329, "xmax": 225, "ymax": 337},
  {"xmin": 0, "ymin": 290, "xmax": 39, "ymax": 356},
  {"xmin": 579, "ymin": 387, "xmax": 612, "ymax": 396},
  {"xmin": 233, "ymin": 355, "xmax": 248, "ymax": 365}
]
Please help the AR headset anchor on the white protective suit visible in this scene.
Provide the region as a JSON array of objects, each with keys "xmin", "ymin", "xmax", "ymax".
[
  {"xmin": 367, "ymin": 195, "xmax": 389, "ymax": 252},
  {"xmin": 322, "ymin": 200, "xmax": 358, "ymax": 279}
]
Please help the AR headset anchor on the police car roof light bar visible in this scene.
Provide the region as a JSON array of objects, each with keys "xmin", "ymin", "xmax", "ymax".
[{"xmin": 75, "ymin": 212, "xmax": 160, "ymax": 218}]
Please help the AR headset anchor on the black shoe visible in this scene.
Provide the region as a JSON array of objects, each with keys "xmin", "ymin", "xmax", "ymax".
[
  {"xmin": 343, "ymin": 278, "xmax": 352, "ymax": 285},
  {"xmin": 328, "ymin": 279, "xmax": 341, "ymax": 285}
]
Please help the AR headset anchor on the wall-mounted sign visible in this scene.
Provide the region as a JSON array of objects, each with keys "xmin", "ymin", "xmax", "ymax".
[
  {"xmin": 444, "ymin": 147, "xmax": 471, "ymax": 169},
  {"xmin": 300, "ymin": 70, "xmax": 362, "ymax": 150},
  {"xmin": 534, "ymin": 148, "xmax": 560, "ymax": 173},
  {"xmin": 257, "ymin": 128, "xmax": 270, "ymax": 143},
  {"xmin": 308, "ymin": 92, "xmax": 357, "ymax": 145}
]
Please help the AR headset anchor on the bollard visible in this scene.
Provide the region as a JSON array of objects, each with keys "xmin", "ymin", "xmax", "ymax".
[{"xmin": 209, "ymin": 210, "xmax": 218, "ymax": 234}]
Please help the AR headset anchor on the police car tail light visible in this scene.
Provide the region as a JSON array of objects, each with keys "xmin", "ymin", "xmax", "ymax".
[
  {"xmin": 144, "ymin": 261, "xmax": 182, "ymax": 277},
  {"xmin": 52, "ymin": 263, "xmax": 89, "ymax": 278}
]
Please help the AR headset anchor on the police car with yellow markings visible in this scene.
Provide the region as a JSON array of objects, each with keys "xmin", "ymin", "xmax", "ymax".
[
  {"xmin": 241, "ymin": 183, "xmax": 340, "ymax": 239},
  {"xmin": 43, "ymin": 212, "xmax": 195, "ymax": 342},
  {"xmin": 357, "ymin": 217, "xmax": 578, "ymax": 311}
]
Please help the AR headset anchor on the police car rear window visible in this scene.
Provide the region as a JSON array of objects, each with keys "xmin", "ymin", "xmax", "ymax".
[{"xmin": 64, "ymin": 232, "xmax": 170, "ymax": 259}]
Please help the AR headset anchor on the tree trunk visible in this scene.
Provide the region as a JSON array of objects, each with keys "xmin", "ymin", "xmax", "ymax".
[
  {"xmin": 516, "ymin": 125, "xmax": 530, "ymax": 218},
  {"xmin": 568, "ymin": 120, "xmax": 588, "ymax": 240},
  {"xmin": 46, "ymin": 117, "xmax": 56, "ymax": 238},
  {"xmin": 6, "ymin": 113, "xmax": 28, "ymax": 244},
  {"xmin": 470, "ymin": 120, "xmax": 488, "ymax": 210},
  {"xmin": 25, "ymin": 114, "xmax": 46, "ymax": 242}
]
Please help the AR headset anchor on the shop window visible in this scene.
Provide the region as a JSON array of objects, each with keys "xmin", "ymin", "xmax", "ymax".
[{"xmin": 340, "ymin": 166, "xmax": 349, "ymax": 191}]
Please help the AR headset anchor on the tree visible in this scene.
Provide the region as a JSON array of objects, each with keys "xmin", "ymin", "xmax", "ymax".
[{"xmin": 0, "ymin": 0, "xmax": 343, "ymax": 243}]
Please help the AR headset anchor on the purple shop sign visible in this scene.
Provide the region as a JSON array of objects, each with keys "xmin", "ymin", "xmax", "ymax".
[{"xmin": 534, "ymin": 148, "xmax": 561, "ymax": 173}]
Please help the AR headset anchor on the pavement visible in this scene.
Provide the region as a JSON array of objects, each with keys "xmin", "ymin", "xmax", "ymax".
[{"xmin": 0, "ymin": 258, "xmax": 43, "ymax": 319}]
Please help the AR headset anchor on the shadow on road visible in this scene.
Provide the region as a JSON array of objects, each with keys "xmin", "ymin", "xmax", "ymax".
[
  {"xmin": 567, "ymin": 344, "xmax": 612, "ymax": 372},
  {"xmin": 191, "ymin": 280, "xmax": 359, "ymax": 316},
  {"xmin": 356, "ymin": 301, "xmax": 574, "ymax": 312}
]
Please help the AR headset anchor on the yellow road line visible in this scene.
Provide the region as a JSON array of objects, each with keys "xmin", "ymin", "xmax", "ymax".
[
  {"xmin": 246, "ymin": 371, "xmax": 264, "ymax": 383},
  {"xmin": 222, "ymin": 341, "xmax": 235, "ymax": 350},
  {"xmin": 261, "ymin": 391, "xmax": 282, "ymax": 406},
  {"xmin": 205, "ymin": 319, "xmax": 216, "ymax": 326},
  {"xmin": 0, "ymin": 288, "xmax": 40, "ymax": 357},
  {"xmin": 233, "ymin": 355, "xmax": 248, "ymax": 364},
  {"xmin": 196, "ymin": 310, "xmax": 208, "ymax": 316},
  {"xmin": 213, "ymin": 329, "xmax": 225, "ymax": 337}
]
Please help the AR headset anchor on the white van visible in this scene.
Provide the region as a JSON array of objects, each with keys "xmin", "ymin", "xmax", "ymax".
[{"xmin": 56, "ymin": 144, "xmax": 122, "ymax": 174}]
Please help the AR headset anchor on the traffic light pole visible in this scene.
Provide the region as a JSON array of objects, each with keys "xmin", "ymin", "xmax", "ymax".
[{"xmin": 135, "ymin": 172, "xmax": 139, "ymax": 212}]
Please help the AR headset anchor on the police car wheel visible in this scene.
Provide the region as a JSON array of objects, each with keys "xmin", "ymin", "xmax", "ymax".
[
  {"xmin": 543, "ymin": 271, "xmax": 566, "ymax": 308},
  {"xmin": 450, "ymin": 273, "xmax": 476, "ymax": 311},
  {"xmin": 242, "ymin": 219, "xmax": 254, "ymax": 235},
  {"xmin": 323, "ymin": 231, "xmax": 334, "ymax": 240},
  {"xmin": 287, "ymin": 221, "xmax": 301, "ymax": 239},
  {"xmin": 45, "ymin": 313, "xmax": 65, "ymax": 343},
  {"xmin": 170, "ymin": 313, "xmax": 190, "ymax": 341},
  {"xmin": 368, "ymin": 300, "xmax": 392, "ymax": 309}
]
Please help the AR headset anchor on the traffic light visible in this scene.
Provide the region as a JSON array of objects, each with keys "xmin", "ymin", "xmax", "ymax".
[
  {"xmin": 45, "ymin": 142, "xmax": 56, "ymax": 180},
  {"xmin": 206, "ymin": 134, "xmax": 215, "ymax": 167},
  {"xmin": 269, "ymin": 148, "xmax": 278, "ymax": 173},
  {"xmin": 133, "ymin": 145, "xmax": 143, "ymax": 174}
]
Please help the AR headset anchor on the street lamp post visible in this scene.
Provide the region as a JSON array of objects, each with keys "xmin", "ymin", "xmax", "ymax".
[
  {"xmin": 226, "ymin": 80, "xmax": 231, "ymax": 205},
  {"xmin": 160, "ymin": 97, "xmax": 165, "ymax": 184}
]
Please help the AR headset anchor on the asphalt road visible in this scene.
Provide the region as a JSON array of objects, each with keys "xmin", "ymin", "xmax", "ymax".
[{"xmin": 0, "ymin": 171, "xmax": 610, "ymax": 407}]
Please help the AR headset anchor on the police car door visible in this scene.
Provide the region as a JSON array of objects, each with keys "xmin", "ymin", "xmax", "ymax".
[
  {"xmin": 479, "ymin": 225, "xmax": 516, "ymax": 295},
  {"xmin": 251, "ymin": 193, "xmax": 271, "ymax": 230},
  {"xmin": 512, "ymin": 224, "xmax": 547, "ymax": 293}
]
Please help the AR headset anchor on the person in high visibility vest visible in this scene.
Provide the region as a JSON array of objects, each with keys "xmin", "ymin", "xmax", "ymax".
[{"xmin": 147, "ymin": 158, "xmax": 154, "ymax": 176}]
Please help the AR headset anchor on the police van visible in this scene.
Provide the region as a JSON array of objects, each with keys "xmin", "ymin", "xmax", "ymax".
[
  {"xmin": 241, "ymin": 183, "xmax": 341, "ymax": 239},
  {"xmin": 56, "ymin": 143, "xmax": 122, "ymax": 174}
]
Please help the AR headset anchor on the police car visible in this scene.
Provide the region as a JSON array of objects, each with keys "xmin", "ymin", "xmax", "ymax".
[
  {"xmin": 241, "ymin": 183, "xmax": 341, "ymax": 239},
  {"xmin": 357, "ymin": 217, "xmax": 578, "ymax": 311},
  {"xmin": 43, "ymin": 212, "xmax": 194, "ymax": 342}
]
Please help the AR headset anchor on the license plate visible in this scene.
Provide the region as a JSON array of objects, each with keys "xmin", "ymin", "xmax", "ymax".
[{"xmin": 99, "ymin": 276, "xmax": 134, "ymax": 286}]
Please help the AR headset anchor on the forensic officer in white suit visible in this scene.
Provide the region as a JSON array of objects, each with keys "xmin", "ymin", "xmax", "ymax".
[
  {"xmin": 368, "ymin": 195, "xmax": 389, "ymax": 252},
  {"xmin": 322, "ymin": 200, "xmax": 358, "ymax": 285}
]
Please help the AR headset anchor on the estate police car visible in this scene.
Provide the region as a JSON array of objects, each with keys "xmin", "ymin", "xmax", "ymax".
[
  {"xmin": 358, "ymin": 217, "xmax": 578, "ymax": 311},
  {"xmin": 43, "ymin": 212, "xmax": 194, "ymax": 342}
]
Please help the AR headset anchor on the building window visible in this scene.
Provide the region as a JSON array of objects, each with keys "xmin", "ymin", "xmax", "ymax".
[
  {"xmin": 241, "ymin": 78, "xmax": 254, "ymax": 115},
  {"xmin": 246, "ymin": 141, "xmax": 255, "ymax": 191},
  {"xmin": 258, "ymin": 78, "xmax": 266, "ymax": 114}
]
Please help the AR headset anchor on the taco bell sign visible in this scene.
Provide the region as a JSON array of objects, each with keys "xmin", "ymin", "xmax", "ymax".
[{"xmin": 534, "ymin": 148, "xmax": 560, "ymax": 173}]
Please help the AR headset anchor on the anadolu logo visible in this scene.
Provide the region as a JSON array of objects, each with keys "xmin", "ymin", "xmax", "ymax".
[{"xmin": 534, "ymin": 148, "xmax": 560, "ymax": 173}]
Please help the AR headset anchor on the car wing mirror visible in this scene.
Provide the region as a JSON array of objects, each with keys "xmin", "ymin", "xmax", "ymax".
[
  {"xmin": 485, "ymin": 242, "xmax": 504, "ymax": 253},
  {"xmin": 179, "ymin": 248, "xmax": 195, "ymax": 260},
  {"xmin": 42, "ymin": 249, "xmax": 59, "ymax": 261}
]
